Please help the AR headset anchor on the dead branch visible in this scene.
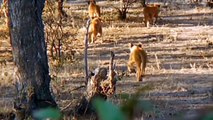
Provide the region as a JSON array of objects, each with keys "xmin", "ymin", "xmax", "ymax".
[
  {"xmin": 70, "ymin": 85, "xmax": 85, "ymax": 92},
  {"xmin": 84, "ymin": 19, "xmax": 91, "ymax": 86},
  {"xmin": 75, "ymin": 51, "xmax": 117, "ymax": 116},
  {"xmin": 61, "ymin": 101, "xmax": 74, "ymax": 111},
  {"xmin": 112, "ymin": 0, "xmax": 137, "ymax": 20},
  {"xmin": 100, "ymin": 51, "xmax": 117, "ymax": 97}
]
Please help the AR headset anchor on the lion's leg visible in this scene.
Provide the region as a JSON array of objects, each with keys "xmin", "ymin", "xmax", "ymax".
[
  {"xmin": 128, "ymin": 61, "xmax": 136, "ymax": 73},
  {"xmin": 91, "ymin": 33, "xmax": 95, "ymax": 43},
  {"xmin": 136, "ymin": 62, "xmax": 142, "ymax": 81}
]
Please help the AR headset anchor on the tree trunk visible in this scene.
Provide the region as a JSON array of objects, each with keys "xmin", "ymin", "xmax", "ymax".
[
  {"xmin": 116, "ymin": 0, "xmax": 139, "ymax": 20},
  {"xmin": 8, "ymin": 0, "xmax": 57, "ymax": 119},
  {"xmin": 118, "ymin": 8, "xmax": 127, "ymax": 20},
  {"xmin": 75, "ymin": 52, "xmax": 117, "ymax": 117}
]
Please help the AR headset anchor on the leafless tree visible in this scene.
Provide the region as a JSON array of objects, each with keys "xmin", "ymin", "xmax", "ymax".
[
  {"xmin": 75, "ymin": 20, "xmax": 117, "ymax": 116},
  {"xmin": 113, "ymin": 0, "xmax": 146, "ymax": 20}
]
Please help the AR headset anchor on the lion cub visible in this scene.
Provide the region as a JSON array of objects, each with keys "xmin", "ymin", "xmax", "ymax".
[
  {"xmin": 127, "ymin": 43, "xmax": 147, "ymax": 81},
  {"xmin": 88, "ymin": 0, "xmax": 101, "ymax": 19},
  {"xmin": 143, "ymin": 4, "xmax": 160, "ymax": 27},
  {"xmin": 88, "ymin": 17, "xmax": 102, "ymax": 43}
]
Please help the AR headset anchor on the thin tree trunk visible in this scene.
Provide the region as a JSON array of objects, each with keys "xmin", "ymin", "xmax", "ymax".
[
  {"xmin": 84, "ymin": 19, "xmax": 91, "ymax": 85},
  {"xmin": 8, "ymin": 0, "xmax": 57, "ymax": 119}
]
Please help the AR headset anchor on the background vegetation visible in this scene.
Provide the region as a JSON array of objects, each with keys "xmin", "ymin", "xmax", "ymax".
[{"xmin": 0, "ymin": 0, "xmax": 212, "ymax": 119}]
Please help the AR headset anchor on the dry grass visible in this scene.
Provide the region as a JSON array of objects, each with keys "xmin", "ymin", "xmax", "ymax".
[{"xmin": 0, "ymin": 1, "xmax": 213, "ymax": 119}]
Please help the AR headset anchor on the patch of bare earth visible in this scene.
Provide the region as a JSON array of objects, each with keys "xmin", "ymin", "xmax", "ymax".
[{"xmin": 0, "ymin": 1, "xmax": 213, "ymax": 120}]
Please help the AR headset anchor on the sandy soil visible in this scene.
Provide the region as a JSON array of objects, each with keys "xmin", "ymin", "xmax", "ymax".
[{"xmin": 0, "ymin": 1, "xmax": 212, "ymax": 120}]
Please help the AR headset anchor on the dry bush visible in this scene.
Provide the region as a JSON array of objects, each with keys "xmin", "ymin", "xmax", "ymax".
[
  {"xmin": 0, "ymin": 0, "xmax": 9, "ymax": 38},
  {"xmin": 112, "ymin": 0, "xmax": 138, "ymax": 20},
  {"xmin": 43, "ymin": 0, "xmax": 75, "ymax": 63}
]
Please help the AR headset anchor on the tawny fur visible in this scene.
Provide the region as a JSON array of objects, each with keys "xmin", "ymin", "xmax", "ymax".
[
  {"xmin": 128, "ymin": 43, "xmax": 147, "ymax": 81},
  {"xmin": 88, "ymin": 17, "xmax": 102, "ymax": 43},
  {"xmin": 190, "ymin": 0, "xmax": 201, "ymax": 3},
  {"xmin": 88, "ymin": 0, "xmax": 101, "ymax": 19},
  {"xmin": 143, "ymin": 4, "xmax": 160, "ymax": 27}
]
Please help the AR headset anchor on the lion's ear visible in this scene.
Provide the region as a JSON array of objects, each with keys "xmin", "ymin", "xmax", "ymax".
[
  {"xmin": 90, "ymin": 0, "xmax": 96, "ymax": 4},
  {"xmin": 138, "ymin": 43, "xmax": 142, "ymax": 48},
  {"xmin": 129, "ymin": 43, "xmax": 134, "ymax": 48},
  {"xmin": 156, "ymin": 4, "xmax": 160, "ymax": 8}
]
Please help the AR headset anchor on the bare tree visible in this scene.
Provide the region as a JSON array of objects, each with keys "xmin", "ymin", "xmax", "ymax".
[
  {"xmin": 113, "ymin": 0, "xmax": 146, "ymax": 20},
  {"xmin": 207, "ymin": 0, "xmax": 213, "ymax": 8},
  {"xmin": 114, "ymin": 0, "xmax": 136, "ymax": 20},
  {"xmin": 8, "ymin": 0, "xmax": 57, "ymax": 119}
]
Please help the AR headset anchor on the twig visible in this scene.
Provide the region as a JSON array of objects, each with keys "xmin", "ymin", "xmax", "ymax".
[
  {"xmin": 70, "ymin": 85, "xmax": 85, "ymax": 92},
  {"xmin": 109, "ymin": 51, "xmax": 115, "ymax": 82},
  {"xmin": 61, "ymin": 101, "xmax": 74, "ymax": 111},
  {"xmin": 84, "ymin": 18, "xmax": 91, "ymax": 86},
  {"xmin": 155, "ymin": 53, "xmax": 161, "ymax": 70}
]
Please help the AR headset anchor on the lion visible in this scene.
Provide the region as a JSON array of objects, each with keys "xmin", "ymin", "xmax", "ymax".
[
  {"xmin": 88, "ymin": 17, "xmax": 102, "ymax": 43},
  {"xmin": 143, "ymin": 4, "xmax": 160, "ymax": 27},
  {"xmin": 88, "ymin": 0, "xmax": 101, "ymax": 19},
  {"xmin": 127, "ymin": 43, "xmax": 147, "ymax": 81}
]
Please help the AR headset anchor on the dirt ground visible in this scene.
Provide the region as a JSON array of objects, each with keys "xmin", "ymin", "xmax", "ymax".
[{"xmin": 0, "ymin": 0, "xmax": 213, "ymax": 120}]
